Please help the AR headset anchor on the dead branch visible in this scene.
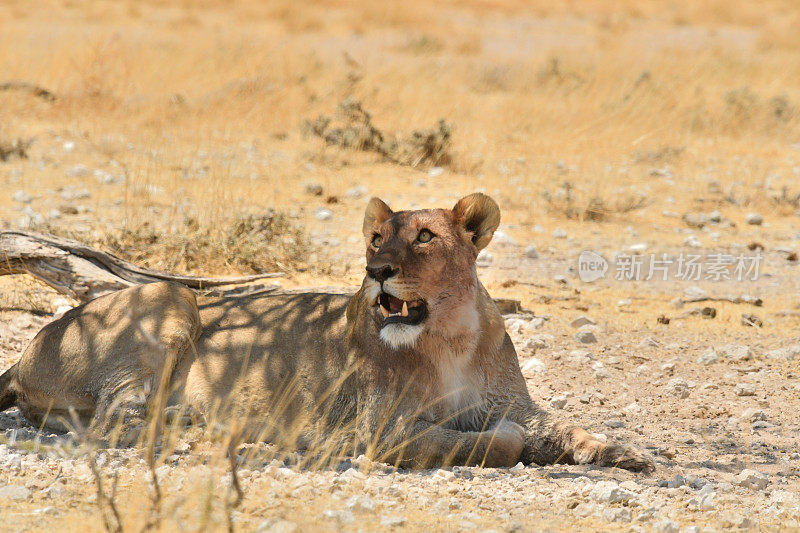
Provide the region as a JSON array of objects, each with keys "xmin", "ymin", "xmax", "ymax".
[
  {"xmin": 0, "ymin": 230, "xmax": 283, "ymax": 302},
  {"xmin": 0, "ymin": 81, "xmax": 56, "ymax": 101}
]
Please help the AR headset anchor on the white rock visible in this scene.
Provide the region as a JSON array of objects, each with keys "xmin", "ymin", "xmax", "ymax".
[
  {"xmin": 570, "ymin": 315, "xmax": 596, "ymax": 328},
  {"xmin": 602, "ymin": 507, "xmax": 632, "ymax": 523},
  {"xmin": 589, "ymin": 480, "xmax": 634, "ymax": 503},
  {"xmin": 428, "ymin": 167, "xmax": 444, "ymax": 177},
  {"xmin": 766, "ymin": 345, "xmax": 800, "ymax": 360},
  {"xmin": 492, "ymin": 230, "xmax": 517, "ymax": 247},
  {"xmin": 628, "ymin": 243, "xmax": 648, "ymax": 253},
  {"xmin": 476, "ymin": 250, "xmax": 493, "ymax": 267},
  {"xmin": 322, "ymin": 510, "xmax": 354, "ymax": 523},
  {"xmin": 256, "ymin": 519, "xmax": 298, "ymax": 533},
  {"xmin": 575, "ymin": 331, "xmax": 597, "ymax": 344},
  {"xmin": 62, "ymin": 140, "xmax": 76, "ymax": 153},
  {"xmin": 683, "ymin": 286, "xmax": 707, "ymax": 301},
  {"xmin": 12, "ymin": 190, "xmax": 32, "ymax": 203},
  {"xmin": 552, "ymin": 228, "xmax": 567, "ymax": 239},
  {"xmin": 314, "ymin": 207, "xmax": 333, "ymax": 221},
  {"xmin": 521, "ymin": 357, "xmax": 546, "ymax": 374},
  {"xmin": 734, "ymin": 383, "xmax": 756, "ymax": 397},
  {"xmin": 65, "ymin": 164, "xmax": 90, "ymax": 178},
  {"xmin": 345, "ymin": 185, "xmax": 367, "ymax": 199},
  {"xmin": 549, "ymin": 395, "xmax": 568, "ymax": 409},
  {"xmin": 697, "ymin": 348, "xmax": 719, "ymax": 365},
  {"xmin": 665, "ymin": 378, "xmax": 690, "ymax": 399},
  {"xmin": 745, "ymin": 213, "xmax": 763, "ymax": 225},
  {"xmin": 524, "ymin": 245, "xmax": 539, "ymax": 259},
  {"xmin": 0, "ymin": 484, "xmax": 32, "ymax": 501},
  {"xmin": 623, "ymin": 402, "xmax": 642, "ymax": 415},
  {"xmin": 653, "ymin": 519, "xmax": 679, "ymax": 533},
  {"xmin": 735, "ymin": 469, "xmax": 769, "ymax": 490},
  {"xmin": 682, "ymin": 235, "xmax": 702, "ymax": 248},
  {"xmin": 381, "ymin": 515, "xmax": 407, "ymax": 527},
  {"xmin": 346, "ymin": 495, "xmax": 375, "ymax": 512},
  {"xmin": 720, "ymin": 343, "xmax": 752, "ymax": 361}
]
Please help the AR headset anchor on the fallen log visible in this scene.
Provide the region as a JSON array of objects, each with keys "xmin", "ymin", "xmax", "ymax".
[{"xmin": 0, "ymin": 230, "xmax": 283, "ymax": 302}]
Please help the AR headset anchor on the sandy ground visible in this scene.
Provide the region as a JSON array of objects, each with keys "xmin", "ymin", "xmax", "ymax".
[{"xmin": 2, "ymin": 0, "xmax": 800, "ymax": 531}]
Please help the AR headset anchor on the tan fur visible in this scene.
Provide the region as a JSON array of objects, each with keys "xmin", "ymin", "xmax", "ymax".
[{"xmin": 0, "ymin": 194, "xmax": 654, "ymax": 471}]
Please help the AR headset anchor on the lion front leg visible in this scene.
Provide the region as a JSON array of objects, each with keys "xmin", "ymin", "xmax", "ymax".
[
  {"xmin": 371, "ymin": 418, "xmax": 526, "ymax": 469},
  {"xmin": 521, "ymin": 412, "xmax": 655, "ymax": 473}
]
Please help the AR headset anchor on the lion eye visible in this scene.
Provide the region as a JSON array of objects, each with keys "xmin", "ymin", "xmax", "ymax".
[
  {"xmin": 371, "ymin": 234, "xmax": 383, "ymax": 248},
  {"xmin": 416, "ymin": 229, "xmax": 434, "ymax": 243}
]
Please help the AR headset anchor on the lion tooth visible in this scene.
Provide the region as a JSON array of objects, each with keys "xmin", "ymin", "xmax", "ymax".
[
  {"xmin": 380, "ymin": 305, "xmax": 390, "ymax": 318},
  {"xmin": 401, "ymin": 301, "xmax": 409, "ymax": 317}
]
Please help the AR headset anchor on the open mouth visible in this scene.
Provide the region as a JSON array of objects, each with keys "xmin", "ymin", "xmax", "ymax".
[{"xmin": 375, "ymin": 292, "xmax": 428, "ymax": 327}]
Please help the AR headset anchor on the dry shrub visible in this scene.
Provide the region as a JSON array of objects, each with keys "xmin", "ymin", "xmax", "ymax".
[
  {"xmin": 40, "ymin": 211, "xmax": 308, "ymax": 275},
  {"xmin": 305, "ymin": 98, "xmax": 453, "ymax": 168},
  {"xmin": 543, "ymin": 181, "xmax": 650, "ymax": 221}
]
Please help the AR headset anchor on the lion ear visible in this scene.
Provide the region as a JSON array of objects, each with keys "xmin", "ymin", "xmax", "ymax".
[
  {"xmin": 452, "ymin": 193, "xmax": 500, "ymax": 251},
  {"xmin": 362, "ymin": 197, "xmax": 393, "ymax": 238}
]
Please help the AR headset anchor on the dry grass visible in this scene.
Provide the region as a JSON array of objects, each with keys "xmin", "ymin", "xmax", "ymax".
[{"xmin": 1, "ymin": 0, "xmax": 800, "ymax": 530}]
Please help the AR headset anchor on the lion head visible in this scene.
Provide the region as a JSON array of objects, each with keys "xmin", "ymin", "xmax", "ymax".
[{"xmin": 360, "ymin": 193, "xmax": 500, "ymax": 350}]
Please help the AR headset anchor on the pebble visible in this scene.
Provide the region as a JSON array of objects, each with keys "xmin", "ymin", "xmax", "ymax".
[
  {"xmin": 574, "ymin": 331, "xmax": 597, "ymax": 344},
  {"xmin": 720, "ymin": 344, "xmax": 752, "ymax": 361},
  {"xmin": 62, "ymin": 140, "xmax": 76, "ymax": 153},
  {"xmin": 0, "ymin": 484, "xmax": 32, "ymax": 501},
  {"xmin": 345, "ymin": 185, "xmax": 367, "ymax": 199},
  {"xmin": 314, "ymin": 207, "xmax": 333, "ymax": 221},
  {"xmin": 665, "ymin": 378, "xmax": 690, "ymax": 399},
  {"xmin": 12, "ymin": 190, "xmax": 32, "ymax": 204},
  {"xmin": 256, "ymin": 519, "xmax": 298, "ymax": 533},
  {"xmin": 304, "ymin": 182, "xmax": 323, "ymax": 196},
  {"xmin": 428, "ymin": 167, "xmax": 444, "ymax": 177},
  {"xmin": 735, "ymin": 469, "xmax": 769, "ymax": 490},
  {"xmin": 552, "ymin": 228, "xmax": 567, "ymax": 239},
  {"xmin": 65, "ymin": 164, "xmax": 90, "ymax": 178},
  {"xmin": 322, "ymin": 510, "xmax": 354, "ymax": 523},
  {"xmin": 652, "ymin": 519, "xmax": 679, "ymax": 533},
  {"xmin": 734, "ymin": 383, "xmax": 756, "ymax": 397},
  {"xmin": 765, "ymin": 345, "xmax": 800, "ymax": 360},
  {"xmin": 570, "ymin": 315, "xmax": 596, "ymax": 329},
  {"xmin": 520, "ymin": 357, "xmax": 546, "ymax": 374},
  {"xmin": 381, "ymin": 515, "xmax": 407, "ymax": 528},
  {"xmin": 476, "ymin": 250, "xmax": 493, "ymax": 267},
  {"xmin": 549, "ymin": 395, "xmax": 568, "ymax": 409},
  {"xmin": 745, "ymin": 213, "xmax": 763, "ymax": 225},
  {"xmin": 601, "ymin": 507, "xmax": 631, "ymax": 523},
  {"xmin": 682, "ymin": 235, "xmax": 702, "ymax": 248},
  {"xmin": 589, "ymin": 480, "xmax": 634, "ymax": 503},
  {"xmin": 492, "ymin": 230, "xmax": 517, "ymax": 247},
  {"xmin": 697, "ymin": 348, "xmax": 719, "ymax": 365},
  {"xmin": 524, "ymin": 245, "xmax": 539, "ymax": 259},
  {"xmin": 346, "ymin": 495, "xmax": 375, "ymax": 512}
]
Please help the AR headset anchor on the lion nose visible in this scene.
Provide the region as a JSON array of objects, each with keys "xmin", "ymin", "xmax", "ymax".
[{"xmin": 366, "ymin": 264, "xmax": 398, "ymax": 283}]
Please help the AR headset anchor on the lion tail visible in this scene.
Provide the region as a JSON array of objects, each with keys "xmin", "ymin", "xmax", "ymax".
[{"xmin": 0, "ymin": 364, "xmax": 18, "ymax": 412}]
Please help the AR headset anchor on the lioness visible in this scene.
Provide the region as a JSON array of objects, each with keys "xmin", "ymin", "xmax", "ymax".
[{"xmin": 0, "ymin": 194, "xmax": 653, "ymax": 471}]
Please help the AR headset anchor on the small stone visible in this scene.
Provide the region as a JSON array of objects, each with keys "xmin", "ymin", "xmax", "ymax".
[
  {"xmin": 682, "ymin": 235, "xmax": 702, "ymax": 248},
  {"xmin": 62, "ymin": 140, "xmax": 76, "ymax": 153},
  {"xmin": 256, "ymin": 519, "xmax": 298, "ymax": 533},
  {"xmin": 345, "ymin": 185, "xmax": 367, "ymax": 199},
  {"xmin": 0, "ymin": 484, "xmax": 32, "ymax": 501},
  {"xmin": 735, "ymin": 469, "xmax": 769, "ymax": 490},
  {"xmin": 12, "ymin": 190, "xmax": 32, "ymax": 203},
  {"xmin": 521, "ymin": 357, "xmax": 546, "ymax": 374},
  {"xmin": 428, "ymin": 166, "xmax": 444, "ymax": 177},
  {"xmin": 653, "ymin": 519, "xmax": 679, "ymax": 533},
  {"xmin": 552, "ymin": 228, "xmax": 567, "ymax": 239},
  {"xmin": 623, "ymin": 402, "xmax": 642, "ymax": 415},
  {"xmin": 509, "ymin": 462, "xmax": 525, "ymax": 473},
  {"xmin": 476, "ymin": 250, "xmax": 493, "ymax": 267},
  {"xmin": 741, "ymin": 408, "xmax": 767, "ymax": 422},
  {"xmin": 741, "ymin": 313, "xmax": 763, "ymax": 327},
  {"xmin": 628, "ymin": 243, "xmax": 648, "ymax": 253},
  {"xmin": 720, "ymin": 344, "xmax": 752, "ymax": 361},
  {"xmin": 601, "ymin": 507, "xmax": 632, "ymax": 523},
  {"xmin": 304, "ymin": 182, "xmax": 323, "ymax": 196},
  {"xmin": 589, "ymin": 481, "xmax": 634, "ymax": 503},
  {"xmin": 765, "ymin": 345, "xmax": 800, "ymax": 360},
  {"xmin": 734, "ymin": 383, "xmax": 756, "ymax": 397},
  {"xmin": 605, "ymin": 419, "xmax": 625, "ymax": 429},
  {"xmin": 346, "ymin": 495, "xmax": 375, "ymax": 512},
  {"xmin": 745, "ymin": 213, "xmax": 763, "ymax": 225},
  {"xmin": 665, "ymin": 378, "xmax": 690, "ymax": 399},
  {"xmin": 575, "ymin": 330, "xmax": 597, "ymax": 344},
  {"xmin": 381, "ymin": 515, "xmax": 407, "ymax": 528},
  {"xmin": 492, "ymin": 230, "xmax": 517, "ymax": 247},
  {"xmin": 322, "ymin": 510, "xmax": 354, "ymax": 523},
  {"xmin": 683, "ymin": 286, "xmax": 707, "ymax": 301},
  {"xmin": 524, "ymin": 245, "xmax": 539, "ymax": 259},
  {"xmin": 698, "ymin": 348, "xmax": 719, "ymax": 365},
  {"xmin": 570, "ymin": 315, "xmax": 596, "ymax": 328},
  {"xmin": 65, "ymin": 164, "xmax": 90, "ymax": 178},
  {"xmin": 549, "ymin": 395, "xmax": 568, "ymax": 409},
  {"xmin": 314, "ymin": 207, "xmax": 333, "ymax": 221}
]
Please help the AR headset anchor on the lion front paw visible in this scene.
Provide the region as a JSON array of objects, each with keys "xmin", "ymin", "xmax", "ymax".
[{"xmin": 595, "ymin": 442, "xmax": 656, "ymax": 473}]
